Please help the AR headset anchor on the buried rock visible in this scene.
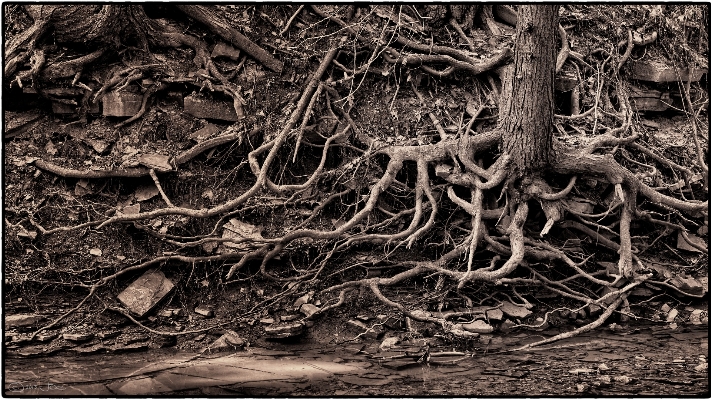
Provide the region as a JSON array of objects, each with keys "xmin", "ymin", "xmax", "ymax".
[
  {"xmin": 207, "ymin": 330, "xmax": 245, "ymax": 351},
  {"xmin": 500, "ymin": 301, "xmax": 532, "ymax": 319},
  {"xmin": 264, "ymin": 321, "xmax": 306, "ymax": 339}
]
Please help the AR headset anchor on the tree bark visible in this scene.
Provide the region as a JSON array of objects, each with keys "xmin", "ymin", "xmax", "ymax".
[{"xmin": 497, "ymin": 5, "xmax": 558, "ymax": 176}]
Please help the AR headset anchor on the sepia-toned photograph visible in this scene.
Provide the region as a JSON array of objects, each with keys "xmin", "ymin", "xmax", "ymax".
[{"xmin": 3, "ymin": 3, "xmax": 708, "ymax": 396}]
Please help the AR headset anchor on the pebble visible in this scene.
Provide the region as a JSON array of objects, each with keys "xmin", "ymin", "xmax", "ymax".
[
  {"xmin": 694, "ymin": 362, "xmax": 708, "ymax": 372},
  {"xmin": 665, "ymin": 308, "xmax": 678, "ymax": 323},
  {"xmin": 660, "ymin": 303, "xmax": 671, "ymax": 314}
]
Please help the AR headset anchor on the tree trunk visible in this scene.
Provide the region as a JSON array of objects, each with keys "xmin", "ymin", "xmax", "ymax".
[{"xmin": 497, "ymin": 5, "xmax": 558, "ymax": 176}]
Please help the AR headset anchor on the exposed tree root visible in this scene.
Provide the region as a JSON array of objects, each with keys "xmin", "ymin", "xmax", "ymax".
[{"xmin": 8, "ymin": 5, "xmax": 707, "ymax": 348}]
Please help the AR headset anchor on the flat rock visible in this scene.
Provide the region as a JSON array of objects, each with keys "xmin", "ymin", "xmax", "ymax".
[
  {"xmin": 462, "ymin": 320, "xmax": 494, "ymax": 334},
  {"xmin": 499, "ymin": 301, "xmax": 532, "ymax": 319},
  {"xmin": 631, "ymin": 60, "xmax": 707, "ymax": 83},
  {"xmin": 689, "ymin": 309, "xmax": 705, "ymax": 325},
  {"xmin": 677, "ymin": 230, "xmax": 707, "ymax": 253},
  {"xmin": 184, "ymin": 93, "xmax": 241, "ymax": 122},
  {"xmin": 486, "ymin": 308, "xmax": 504, "ymax": 321},
  {"xmin": 102, "ymin": 91, "xmax": 142, "ymax": 117},
  {"xmin": 189, "ymin": 123, "xmax": 221, "ymax": 142},
  {"xmin": 299, "ymin": 303, "xmax": 320, "ymax": 317},
  {"xmin": 670, "ymin": 276, "xmax": 705, "ymax": 296},
  {"xmin": 260, "ymin": 317, "xmax": 275, "ymax": 324},
  {"xmin": 212, "ymin": 42, "xmax": 241, "ymax": 61},
  {"xmin": 588, "ymin": 303, "xmax": 603, "ymax": 317},
  {"xmin": 264, "ymin": 322, "xmax": 305, "ymax": 339},
  {"xmin": 194, "ymin": 305, "xmax": 214, "ymax": 318},
  {"xmin": 63, "ymin": 332, "xmax": 94, "ymax": 342},
  {"xmin": 347, "ymin": 319, "xmax": 368, "ymax": 331},
  {"xmin": 97, "ymin": 330, "xmax": 121, "ymax": 340},
  {"xmin": 499, "ymin": 319, "xmax": 516, "ymax": 333},
  {"xmin": 208, "ymin": 329, "xmax": 245, "ymax": 351},
  {"xmin": 35, "ymin": 332, "xmax": 59, "ymax": 342},
  {"xmin": 117, "ymin": 269, "xmax": 174, "ymax": 317},
  {"xmin": 5, "ymin": 314, "xmax": 44, "ymax": 328},
  {"xmin": 379, "ymin": 337, "xmax": 401, "ymax": 351},
  {"xmin": 666, "ymin": 308, "xmax": 679, "ymax": 323},
  {"xmin": 293, "ymin": 291, "xmax": 314, "ymax": 309},
  {"xmin": 137, "ymin": 153, "xmax": 172, "ymax": 172}
]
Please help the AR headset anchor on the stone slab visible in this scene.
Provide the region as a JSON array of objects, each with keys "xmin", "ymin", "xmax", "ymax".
[
  {"xmin": 5, "ymin": 314, "xmax": 44, "ymax": 328},
  {"xmin": 102, "ymin": 91, "xmax": 142, "ymax": 117},
  {"xmin": 184, "ymin": 94, "xmax": 240, "ymax": 122},
  {"xmin": 631, "ymin": 60, "xmax": 707, "ymax": 83},
  {"xmin": 117, "ymin": 269, "xmax": 174, "ymax": 317}
]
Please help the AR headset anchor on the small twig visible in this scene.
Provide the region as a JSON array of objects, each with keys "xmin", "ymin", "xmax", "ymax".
[
  {"xmin": 280, "ymin": 5, "xmax": 305, "ymax": 35},
  {"xmin": 149, "ymin": 168, "xmax": 175, "ymax": 208}
]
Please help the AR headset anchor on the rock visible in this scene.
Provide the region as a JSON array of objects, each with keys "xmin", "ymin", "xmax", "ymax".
[
  {"xmin": 264, "ymin": 322, "xmax": 305, "ymax": 339},
  {"xmin": 184, "ymin": 93, "xmax": 241, "ymax": 122},
  {"xmin": 189, "ymin": 123, "xmax": 221, "ymax": 142},
  {"xmin": 150, "ymin": 335, "xmax": 177, "ymax": 348},
  {"xmin": 356, "ymin": 314, "xmax": 372, "ymax": 322},
  {"xmin": 665, "ymin": 308, "xmax": 678, "ymax": 323},
  {"xmin": 260, "ymin": 317, "xmax": 275, "ymax": 325},
  {"xmin": 35, "ymin": 332, "xmax": 59, "ymax": 342},
  {"xmin": 379, "ymin": 337, "xmax": 400, "ymax": 351},
  {"xmin": 5, "ymin": 314, "xmax": 44, "ymax": 328},
  {"xmin": 137, "ymin": 153, "xmax": 172, "ymax": 172},
  {"xmin": 208, "ymin": 329, "xmax": 245, "ymax": 350},
  {"xmin": 670, "ymin": 276, "xmax": 705, "ymax": 296},
  {"xmin": 51, "ymin": 101, "xmax": 76, "ymax": 115},
  {"xmin": 347, "ymin": 319, "xmax": 368, "ymax": 331},
  {"xmin": 71, "ymin": 343, "xmax": 107, "ymax": 355},
  {"xmin": 122, "ymin": 333, "xmax": 150, "ymax": 345},
  {"xmin": 613, "ymin": 375, "xmax": 633, "ymax": 384},
  {"xmin": 486, "ymin": 308, "xmax": 504, "ymax": 321},
  {"xmin": 158, "ymin": 309, "xmax": 174, "ymax": 318},
  {"xmin": 102, "ymin": 91, "xmax": 142, "ymax": 117},
  {"xmin": 97, "ymin": 330, "xmax": 120, "ymax": 340},
  {"xmin": 577, "ymin": 308, "xmax": 587, "ymax": 319},
  {"xmin": 499, "ymin": 319, "xmax": 516, "ymax": 333},
  {"xmin": 461, "ymin": 320, "xmax": 494, "ymax": 334},
  {"xmin": 588, "ymin": 304, "xmax": 602, "ymax": 317},
  {"xmin": 293, "ymin": 291, "xmax": 314, "ymax": 309},
  {"xmin": 63, "ymin": 332, "xmax": 94, "ymax": 342},
  {"xmin": 212, "ymin": 42, "xmax": 241, "ymax": 61},
  {"xmin": 194, "ymin": 305, "xmax": 214, "ymax": 318},
  {"xmin": 598, "ymin": 363, "xmax": 609, "ymax": 371},
  {"xmin": 694, "ymin": 362, "xmax": 708, "ymax": 372},
  {"xmin": 280, "ymin": 314, "xmax": 299, "ymax": 322},
  {"xmin": 598, "ymin": 375, "xmax": 612, "ymax": 385},
  {"xmin": 631, "ymin": 60, "xmax": 707, "ymax": 83},
  {"xmin": 676, "ymin": 230, "xmax": 707, "ymax": 253},
  {"xmin": 660, "ymin": 303, "xmax": 671, "ymax": 314},
  {"xmin": 689, "ymin": 309, "xmax": 704, "ymax": 325},
  {"xmin": 499, "ymin": 301, "xmax": 532, "ymax": 319},
  {"xmin": 117, "ymin": 269, "xmax": 174, "ymax": 317},
  {"xmin": 299, "ymin": 303, "xmax": 320, "ymax": 317}
]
